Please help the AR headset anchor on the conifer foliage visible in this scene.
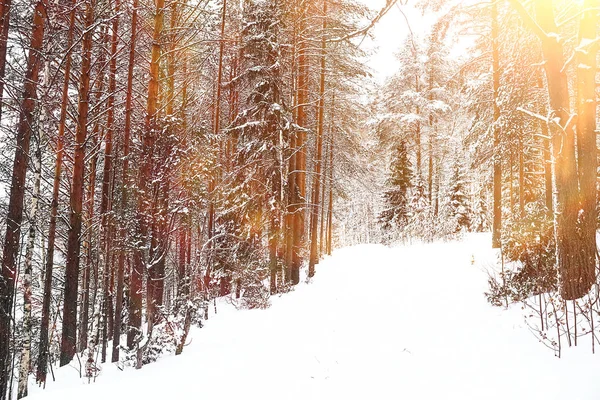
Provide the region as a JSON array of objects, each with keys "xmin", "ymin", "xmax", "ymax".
[{"xmin": 380, "ymin": 140, "xmax": 412, "ymax": 231}]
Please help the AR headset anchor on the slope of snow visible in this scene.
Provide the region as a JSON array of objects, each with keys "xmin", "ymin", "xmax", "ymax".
[{"xmin": 28, "ymin": 234, "xmax": 600, "ymax": 400}]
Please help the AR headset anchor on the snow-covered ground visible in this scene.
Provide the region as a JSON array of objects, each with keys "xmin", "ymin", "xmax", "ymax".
[{"xmin": 28, "ymin": 234, "xmax": 600, "ymax": 399}]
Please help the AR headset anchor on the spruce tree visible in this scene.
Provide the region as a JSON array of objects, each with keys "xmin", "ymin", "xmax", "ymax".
[
  {"xmin": 447, "ymin": 163, "xmax": 471, "ymax": 233},
  {"xmin": 380, "ymin": 140, "xmax": 412, "ymax": 230}
]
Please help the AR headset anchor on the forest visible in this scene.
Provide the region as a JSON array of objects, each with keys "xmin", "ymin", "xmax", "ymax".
[{"xmin": 0, "ymin": 0, "xmax": 598, "ymax": 398}]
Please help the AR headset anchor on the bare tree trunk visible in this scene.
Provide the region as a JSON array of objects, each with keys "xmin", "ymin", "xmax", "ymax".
[
  {"xmin": 319, "ymin": 137, "xmax": 328, "ymax": 258},
  {"xmin": 510, "ymin": 0, "xmax": 594, "ymax": 300},
  {"xmin": 292, "ymin": 0, "xmax": 308, "ymax": 285},
  {"xmin": 0, "ymin": 0, "xmax": 12, "ymax": 121},
  {"xmin": 17, "ymin": 128, "xmax": 43, "ymax": 400},
  {"xmin": 60, "ymin": 0, "xmax": 95, "ymax": 366},
  {"xmin": 308, "ymin": 0, "xmax": 327, "ymax": 277},
  {"xmin": 326, "ymin": 100, "xmax": 334, "ymax": 256},
  {"xmin": 0, "ymin": 0, "xmax": 47, "ymax": 395},
  {"xmin": 37, "ymin": 2, "xmax": 76, "ymax": 384},
  {"xmin": 140, "ymin": 0, "xmax": 165, "ymax": 346},
  {"xmin": 100, "ymin": 0, "xmax": 120, "ymax": 364},
  {"xmin": 491, "ymin": 0, "xmax": 502, "ymax": 248},
  {"xmin": 115, "ymin": 0, "xmax": 137, "ymax": 360},
  {"xmin": 575, "ymin": 0, "xmax": 598, "ymax": 298},
  {"xmin": 80, "ymin": 28, "xmax": 106, "ymax": 353}
]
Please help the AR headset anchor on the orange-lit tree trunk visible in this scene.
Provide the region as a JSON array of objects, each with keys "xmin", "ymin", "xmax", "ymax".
[
  {"xmin": 326, "ymin": 131, "xmax": 334, "ymax": 256},
  {"xmin": 118, "ymin": 0, "xmax": 138, "ymax": 358},
  {"xmin": 575, "ymin": 0, "xmax": 598, "ymax": 296},
  {"xmin": 37, "ymin": 2, "xmax": 76, "ymax": 384},
  {"xmin": 79, "ymin": 25, "xmax": 107, "ymax": 354},
  {"xmin": 60, "ymin": 0, "xmax": 95, "ymax": 366},
  {"xmin": 491, "ymin": 1, "xmax": 502, "ymax": 248},
  {"xmin": 141, "ymin": 0, "xmax": 165, "ymax": 339},
  {"xmin": 291, "ymin": 0, "xmax": 308, "ymax": 285},
  {"xmin": 308, "ymin": 0, "xmax": 327, "ymax": 277},
  {"xmin": 325, "ymin": 93, "xmax": 335, "ymax": 255},
  {"xmin": 319, "ymin": 137, "xmax": 328, "ymax": 257},
  {"xmin": 0, "ymin": 0, "xmax": 47, "ymax": 394},
  {"xmin": 510, "ymin": 0, "xmax": 593, "ymax": 300}
]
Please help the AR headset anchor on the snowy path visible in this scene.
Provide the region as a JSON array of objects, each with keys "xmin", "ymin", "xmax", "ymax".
[{"xmin": 30, "ymin": 234, "xmax": 600, "ymax": 400}]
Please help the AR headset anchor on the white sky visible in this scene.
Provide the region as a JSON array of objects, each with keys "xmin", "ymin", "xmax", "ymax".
[{"xmin": 356, "ymin": 0, "xmax": 413, "ymax": 83}]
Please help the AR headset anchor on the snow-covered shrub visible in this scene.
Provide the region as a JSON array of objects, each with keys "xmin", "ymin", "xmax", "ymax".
[
  {"xmin": 486, "ymin": 203, "xmax": 556, "ymax": 306},
  {"xmin": 142, "ymin": 315, "xmax": 187, "ymax": 365}
]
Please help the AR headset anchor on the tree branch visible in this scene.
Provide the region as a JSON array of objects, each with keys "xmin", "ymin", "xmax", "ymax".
[
  {"xmin": 329, "ymin": 0, "xmax": 403, "ymax": 43},
  {"xmin": 507, "ymin": 0, "xmax": 549, "ymax": 41}
]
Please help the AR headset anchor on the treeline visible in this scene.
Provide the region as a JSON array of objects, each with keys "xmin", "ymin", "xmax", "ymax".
[{"xmin": 0, "ymin": 0, "xmax": 376, "ymax": 397}]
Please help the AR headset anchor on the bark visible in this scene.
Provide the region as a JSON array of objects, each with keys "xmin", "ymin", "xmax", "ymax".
[
  {"xmin": 0, "ymin": 0, "xmax": 12, "ymax": 121},
  {"xmin": 520, "ymin": 0, "xmax": 593, "ymax": 300},
  {"xmin": 308, "ymin": 0, "xmax": 327, "ymax": 278},
  {"xmin": 575, "ymin": 0, "xmax": 598, "ymax": 297},
  {"xmin": 0, "ymin": 0, "xmax": 47, "ymax": 394},
  {"xmin": 124, "ymin": 0, "xmax": 140, "ymax": 352},
  {"xmin": 292, "ymin": 0, "xmax": 308, "ymax": 285},
  {"xmin": 80, "ymin": 27, "xmax": 106, "ymax": 354},
  {"xmin": 326, "ymin": 101, "xmax": 334, "ymax": 256},
  {"xmin": 491, "ymin": 0, "xmax": 502, "ymax": 248},
  {"xmin": 60, "ymin": 0, "xmax": 95, "ymax": 366},
  {"xmin": 37, "ymin": 2, "xmax": 76, "ymax": 384},
  {"xmin": 140, "ymin": 0, "xmax": 165, "ymax": 343},
  {"xmin": 17, "ymin": 132, "xmax": 42, "ymax": 400},
  {"xmin": 100, "ymin": 0, "xmax": 120, "ymax": 363},
  {"xmin": 115, "ymin": 0, "xmax": 138, "ymax": 360},
  {"xmin": 319, "ymin": 137, "xmax": 328, "ymax": 257}
]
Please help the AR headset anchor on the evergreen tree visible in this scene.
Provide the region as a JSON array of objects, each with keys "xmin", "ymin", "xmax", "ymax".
[
  {"xmin": 471, "ymin": 189, "xmax": 489, "ymax": 233},
  {"xmin": 446, "ymin": 163, "xmax": 471, "ymax": 233},
  {"xmin": 380, "ymin": 140, "xmax": 412, "ymax": 230}
]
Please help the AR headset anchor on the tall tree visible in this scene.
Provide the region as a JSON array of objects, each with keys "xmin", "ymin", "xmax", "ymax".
[
  {"xmin": 60, "ymin": 0, "xmax": 96, "ymax": 366},
  {"xmin": 491, "ymin": 0, "xmax": 502, "ymax": 248},
  {"xmin": 0, "ymin": 0, "xmax": 49, "ymax": 394},
  {"xmin": 509, "ymin": 0, "xmax": 594, "ymax": 300},
  {"xmin": 37, "ymin": 1, "xmax": 77, "ymax": 384}
]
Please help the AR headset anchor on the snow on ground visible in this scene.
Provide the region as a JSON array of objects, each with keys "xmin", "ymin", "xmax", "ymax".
[{"xmin": 28, "ymin": 234, "xmax": 600, "ymax": 400}]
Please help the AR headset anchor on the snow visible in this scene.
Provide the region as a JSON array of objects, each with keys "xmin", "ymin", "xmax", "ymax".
[{"xmin": 27, "ymin": 234, "xmax": 600, "ymax": 400}]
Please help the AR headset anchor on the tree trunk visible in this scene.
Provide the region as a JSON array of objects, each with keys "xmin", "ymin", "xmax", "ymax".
[
  {"xmin": 60, "ymin": 0, "xmax": 95, "ymax": 366},
  {"xmin": 17, "ymin": 128, "xmax": 43, "ymax": 400},
  {"xmin": 0, "ymin": 0, "xmax": 47, "ymax": 394},
  {"xmin": 533, "ymin": 0, "xmax": 591, "ymax": 300},
  {"xmin": 100, "ymin": 0, "xmax": 119, "ymax": 363},
  {"xmin": 140, "ymin": 0, "xmax": 165, "ymax": 344},
  {"xmin": 308, "ymin": 0, "xmax": 327, "ymax": 277},
  {"xmin": 115, "ymin": 0, "xmax": 137, "ymax": 361},
  {"xmin": 575, "ymin": 0, "xmax": 598, "ymax": 297},
  {"xmin": 0, "ymin": 0, "xmax": 12, "ymax": 121},
  {"xmin": 292, "ymin": 0, "xmax": 308, "ymax": 285},
  {"xmin": 491, "ymin": 1, "xmax": 502, "ymax": 248},
  {"xmin": 326, "ymin": 104, "xmax": 334, "ymax": 256},
  {"xmin": 37, "ymin": 2, "xmax": 76, "ymax": 384}
]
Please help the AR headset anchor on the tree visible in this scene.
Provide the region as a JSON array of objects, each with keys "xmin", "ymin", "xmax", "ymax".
[
  {"xmin": 508, "ymin": 0, "xmax": 595, "ymax": 300},
  {"xmin": 60, "ymin": 0, "xmax": 96, "ymax": 366},
  {"xmin": 380, "ymin": 140, "xmax": 412, "ymax": 232},
  {"xmin": 446, "ymin": 162, "xmax": 471, "ymax": 233},
  {"xmin": 0, "ymin": 0, "xmax": 48, "ymax": 393}
]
